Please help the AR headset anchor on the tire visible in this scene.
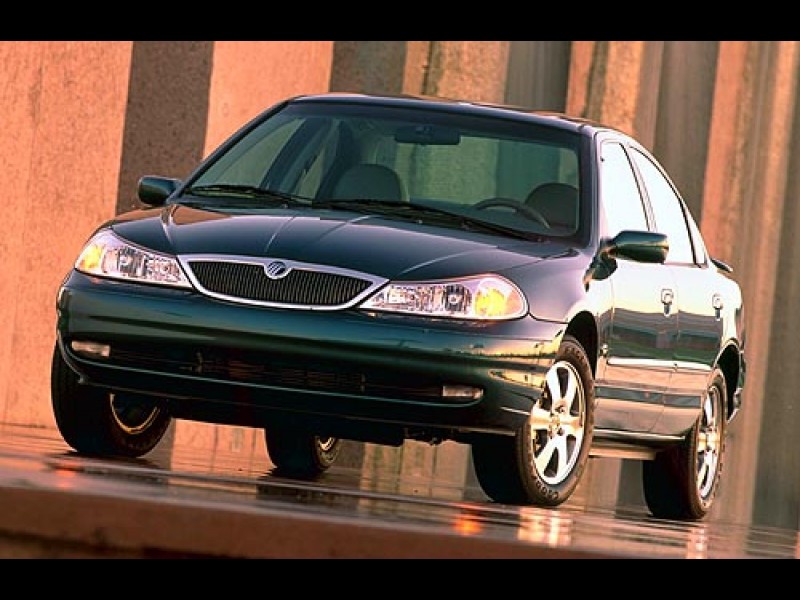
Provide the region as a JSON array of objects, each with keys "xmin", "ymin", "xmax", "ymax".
[
  {"xmin": 643, "ymin": 367, "xmax": 727, "ymax": 520},
  {"xmin": 265, "ymin": 428, "xmax": 342, "ymax": 478},
  {"xmin": 472, "ymin": 334, "xmax": 595, "ymax": 506},
  {"xmin": 51, "ymin": 343, "xmax": 172, "ymax": 458}
]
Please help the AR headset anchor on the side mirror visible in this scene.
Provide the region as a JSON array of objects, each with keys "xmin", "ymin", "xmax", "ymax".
[
  {"xmin": 584, "ymin": 230, "xmax": 669, "ymax": 286},
  {"xmin": 137, "ymin": 176, "xmax": 181, "ymax": 207},
  {"xmin": 606, "ymin": 230, "xmax": 669, "ymax": 264}
]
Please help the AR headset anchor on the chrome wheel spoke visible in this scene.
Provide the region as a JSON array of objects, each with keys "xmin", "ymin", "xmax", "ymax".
[
  {"xmin": 529, "ymin": 404, "xmax": 553, "ymax": 430},
  {"xmin": 559, "ymin": 413, "xmax": 584, "ymax": 439},
  {"xmin": 534, "ymin": 435, "xmax": 562, "ymax": 475},
  {"xmin": 531, "ymin": 358, "xmax": 586, "ymax": 485},
  {"xmin": 696, "ymin": 386, "xmax": 722, "ymax": 498}
]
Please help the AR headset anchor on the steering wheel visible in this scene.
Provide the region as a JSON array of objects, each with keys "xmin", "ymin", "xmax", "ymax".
[{"xmin": 473, "ymin": 197, "xmax": 550, "ymax": 228}]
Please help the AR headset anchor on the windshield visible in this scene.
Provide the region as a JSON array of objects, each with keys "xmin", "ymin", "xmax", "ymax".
[{"xmin": 186, "ymin": 100, "xmax": 584, "ymax": 239}]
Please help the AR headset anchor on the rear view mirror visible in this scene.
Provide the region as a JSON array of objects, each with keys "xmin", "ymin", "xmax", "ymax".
[{"xmin": 394, "ymin": 124, "xmax": 461, "ymax": 145}]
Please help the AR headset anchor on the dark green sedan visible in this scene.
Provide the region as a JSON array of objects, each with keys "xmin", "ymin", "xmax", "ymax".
[{"xmin": 52, "ymin": 92, "xmax": 746, "ymax": 520}]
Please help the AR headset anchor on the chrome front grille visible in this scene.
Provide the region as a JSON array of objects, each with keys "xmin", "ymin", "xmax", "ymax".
[{"xmin": 180, "ymin": 255, "xmax": 386, "ymax": 309}]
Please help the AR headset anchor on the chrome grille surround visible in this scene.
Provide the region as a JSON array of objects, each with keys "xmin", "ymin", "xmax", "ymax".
[{"xmin": 179, "ymin": 254, "xmax": 388, "ymax": 310}]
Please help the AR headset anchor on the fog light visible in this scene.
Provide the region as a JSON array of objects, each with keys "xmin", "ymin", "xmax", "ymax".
[
  {"xmin": 71, "ymin": 340, "xmax": 111, "ymax": 359},
  {"xmin": 442, "ymin": 385, "xmax": 483, "ymax": 400}
]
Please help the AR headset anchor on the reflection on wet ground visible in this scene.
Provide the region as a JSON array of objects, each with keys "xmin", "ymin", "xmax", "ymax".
[{"xmin": 0, "ymin": 423, "xmax": 796, "ymax": 558}]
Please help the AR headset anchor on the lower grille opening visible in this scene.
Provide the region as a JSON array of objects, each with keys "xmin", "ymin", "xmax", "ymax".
[{"xmin": 104, "ymin": 341, "xmax": 454, "ymax": 402}]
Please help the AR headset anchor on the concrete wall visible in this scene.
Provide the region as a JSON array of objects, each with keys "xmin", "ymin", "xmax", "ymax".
[
  {"xmin": 702, "ymin": 42, "xmax": 800, "ymax": 526},
  {"xmin": 2, "ymin": 40, "xmax": 799, "ymax": 529},
  {"xmin": 0, "ymin": 41, "xmax": 133, "ymax": 429}
]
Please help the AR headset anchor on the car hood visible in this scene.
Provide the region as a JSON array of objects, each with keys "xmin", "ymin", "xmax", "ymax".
[{"xmin": 110, "ymin": 204, "xmax": 578, "ymax": 280}]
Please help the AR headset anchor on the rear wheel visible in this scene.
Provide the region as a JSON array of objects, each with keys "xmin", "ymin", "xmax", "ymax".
[
  {"xmin": 472, "ymin": 334, "xmax": 594, "ymax": 506},
  {"xmin": 643, "ymin": 367, "xmax": 727, "ymax": 520},
  {"xmin": 51, "ymin": 343, "xmax": 172, "ymax": 457},
  {"xmin": 265, "ymin": 428, "xmax": 342, "ymax": 478}
]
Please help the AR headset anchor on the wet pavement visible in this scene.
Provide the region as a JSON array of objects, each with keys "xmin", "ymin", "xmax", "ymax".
[{"xmin": 0, "ymin": 423, "xmax": 796, "ymax": 559}]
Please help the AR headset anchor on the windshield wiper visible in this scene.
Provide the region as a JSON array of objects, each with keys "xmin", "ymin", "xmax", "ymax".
[
  {"xmin": 184, "ymin": 184, "xmax": 310, "ymax": 207},
  {"xmin": 313, "ymin": 198, "xmax": 544, "ymax": 242}
]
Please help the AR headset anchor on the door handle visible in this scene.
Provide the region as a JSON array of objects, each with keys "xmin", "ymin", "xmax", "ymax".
[
  {"xmin": 712, "ymin": 293, "xmax": 723, "ymax": 320},
  {"xmin": 661, "ymin": 289, "xmax": 674, "ymax": 316}
]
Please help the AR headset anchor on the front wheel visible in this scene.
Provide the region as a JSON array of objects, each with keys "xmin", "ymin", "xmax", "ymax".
[
  {"xmin": 51, "ymin": 343, "xmax": 172, "ymax": 457},
  {"xmin": 265, "ymin": 428, "xmax": 342, "ymax": 478},
  {"xmin": 642, "ymin": 367, "xmax": 727, "ymax": 520},
  {"xmin": 471, "ymin": 334, "xmax": 594, "ymax": 506}
]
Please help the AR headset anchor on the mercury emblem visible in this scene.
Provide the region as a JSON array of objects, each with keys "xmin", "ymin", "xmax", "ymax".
[{"xmin": 264, "ymin": 260, "xmax": 291, "ymax": 280}]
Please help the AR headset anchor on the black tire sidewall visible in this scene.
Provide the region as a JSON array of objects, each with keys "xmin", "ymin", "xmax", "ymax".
[
  {"xmin": 517, "ymin": 334, "xmax": 595, "ymax": 506},
  {"xmin": 687, "ymin": 367, "xmax": 727, "ymax": 515},
  {"xmin": 265, "ymin": 428, "xmax": 342, "ymax": 477},
  {"xmin": 51, "ymin": 344, "xmax": 170, "ymax": 457},
  {"xmin": 643, "ymin": 367, "xmax": 727, "ymax": 520}
]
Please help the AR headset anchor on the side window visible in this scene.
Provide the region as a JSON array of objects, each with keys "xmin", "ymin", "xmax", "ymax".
[
  {"xmin": 630, "ymin": 149, "xmax": 695, "ymax": 264},
  {"xmin": 600, "ymin": 142, "xmax": 649, "ymax": 237}
]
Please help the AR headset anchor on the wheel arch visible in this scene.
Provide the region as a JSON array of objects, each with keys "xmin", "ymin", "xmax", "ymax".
[
  {"xmin": 565, "ymin": 311, "xmax": 598, "ymax": 376},
  {"xmin": 716, "ymin": 342, "xmax": 743, "ymax": 421}
]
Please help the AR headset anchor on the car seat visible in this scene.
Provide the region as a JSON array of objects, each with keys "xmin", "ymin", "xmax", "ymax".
[
  {"xmin": 525, "ymin": 182, "xmax": 579, "ymax": 231},
  {"xmin": 331, "ymin": 164, "xmax": 409, "ymax": 202}
]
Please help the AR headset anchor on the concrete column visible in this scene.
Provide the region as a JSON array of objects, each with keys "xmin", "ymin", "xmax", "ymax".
[
  {"xmin": 0, "ymin": 41, "xmax": 133, "ymax": 428},
  {"xmin": 752, "ymin": 45, "xmax": 800, "ymax": 530},
  {"xmin": 758, "ymin": 89, "xmax": 800, "ymax": 527},
  {"xmin": 329, "ymin": 41, "xmax": 511, "ymax": 102},
  {"xmin": 567, "ymin": 41, "xmax": 664, "ymax": 148},
  {"xmin": 701, "ymin": 41, "xmax": 800, "ymax": 525},
  {"xmin": 566, "ymin": 41, "xmax": 597, "ymax": 118},
  {"xmin": 116, "ymin": 42, "xmax": 214, "ymax": 213},
  {"xmin": 203, "ymin": 41, "xmax": 334, "ymax": 155},
  {"xmin": 329, "ymin": 41, "xmax": 415, "ymax": 95},
  {"xmin": 505, "ymin": 41, "xmax": 571, "ymax": 111},
  {"xmin": 652, "ymin": 41, "xmax": 719, "ymax": 216},
  {"xmin": 423, "ymin": 41, "xmax": 510, "ymax": 104}
]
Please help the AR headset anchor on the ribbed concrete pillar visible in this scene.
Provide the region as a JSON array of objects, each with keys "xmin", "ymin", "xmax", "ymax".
[
  {"xmin": 567, "ymin": 41, "xmax": 664, "ymax": 148},
  {"xmin": 330, "ymin": 41, "xmax": 511, "ymax": 104},
  {"xmin": 203, "ymin": 41, "xmax": 334, "ymax": 155},
  {"xmin": 759, "ymin": 85, "xmax": 800, "ymax": 528},
  {"xmin": 329, "ymin": 41, "xmax": 419, "ymax": 95},
  {"xmin": 0, "ymin": 41, "xmax": 133, "ymax": 428},
  {"xmin": 505, "ymin": 41, "xmax": 571, "ymax": 111},
  {"xmin": 423, "ymin": 41, "xmax": 510, "ymax": 104},
  {"xmin": 116, "ymin": 41, "xmax": 213, "ymax": 213},
  {"xmin": 652, "ymin": 41, "xmax": 719, "ymax": 216},
  {"xmin": 701, "ymin": 41, "xmax": 800, "ymax": 525}
]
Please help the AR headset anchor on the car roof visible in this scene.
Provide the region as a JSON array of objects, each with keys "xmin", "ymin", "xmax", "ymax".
[{"xmin": 287, "ymin": 92, "xmax": 620, "ymax": 137}]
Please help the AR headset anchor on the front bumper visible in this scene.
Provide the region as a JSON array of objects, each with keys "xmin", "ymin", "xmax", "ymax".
[{"xmin": 56, "ymin": 272, "xmax": 566, "ymax": 440}]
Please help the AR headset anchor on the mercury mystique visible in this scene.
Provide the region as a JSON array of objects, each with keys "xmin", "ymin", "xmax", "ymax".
[{"xmin": 52, "ymin": 92, "xmax": 746, "ymax": 520}]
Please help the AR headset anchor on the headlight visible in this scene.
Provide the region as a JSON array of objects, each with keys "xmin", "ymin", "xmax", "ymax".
[
  {"xmin": 75, "ymin": 230, "xmax": 191, "ymax": 288},
  {"xmin": 360, "ymin": 275, "xmax": 527, "ymax": 320}
]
